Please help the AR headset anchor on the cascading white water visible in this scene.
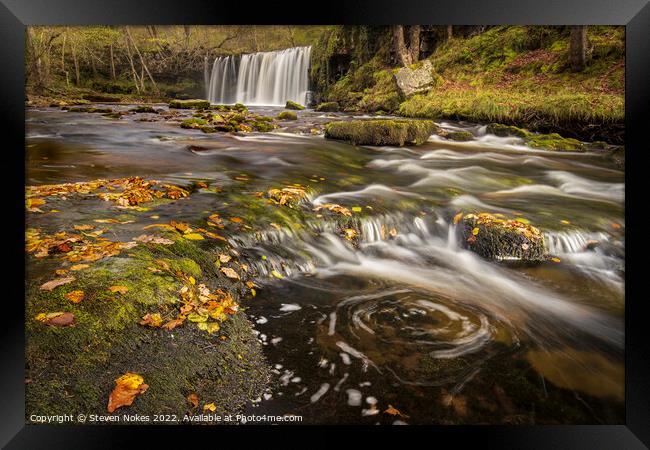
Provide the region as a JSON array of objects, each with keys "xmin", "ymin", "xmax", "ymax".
[{"xmin": 206, "ymin": 46, "xmax": 311, "ymax": 106}]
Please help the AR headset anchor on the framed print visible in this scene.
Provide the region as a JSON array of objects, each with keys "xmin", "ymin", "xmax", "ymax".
[{"xmin": 1, "ymin": 0, "xmax": 649, "ymax": 447}]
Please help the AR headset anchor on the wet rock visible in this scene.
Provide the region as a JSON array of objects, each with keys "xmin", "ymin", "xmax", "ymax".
[
  {"xmin": 276, "ymin": 111, "xmax": 298, "ymax": 120},
  {"xmin": 486, "ymin": 123, "xmax": 585, "ymax": 151},
  {"xmin": 68, "ymin": 107, "xmax": 113, "ymax": 114},
  {"xmin": 285, "ymin": 100, "xmax": 305, "ymax": 110},
  {"xmin": 315, "ymin": 102, "xmax": 340, "ymax": 112},
  {"xmin": 446, "ymin": 131, "xmax": 474, "ymax": 141},
  {"xmin": 168, "ymin": 99, "xmax": 211, "ymax": 109},
  {"xmin": 180, "ymin": 118, "xmax": 208, "ymax": 129},
  {"xmin": 394, "ymin": 60, "xmax": 436, "ymax": 97},
  {"xmin": 459, "ymin": 212, "xmax": 546, "ymax": 261},
  {"xmin": 324, "ymin": 119, "xmax": 439, "ymax": 146},
  {"xmin": 130, "ymin": 105, "xmax": 158, "ymax": 113}
]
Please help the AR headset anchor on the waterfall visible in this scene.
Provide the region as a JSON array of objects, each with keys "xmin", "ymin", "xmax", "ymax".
[{"xmin": 206, "ymin": 46, "xmax": 311, "ymax": 106}]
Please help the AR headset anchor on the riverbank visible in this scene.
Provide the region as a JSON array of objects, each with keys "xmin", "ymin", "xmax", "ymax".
[{"xmin": 314, "ymin": 26, "xmax": 624, "ymax": 144}]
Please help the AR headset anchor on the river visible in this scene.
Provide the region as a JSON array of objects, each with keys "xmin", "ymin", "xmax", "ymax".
[{"xmin": 26, "ymin": 104, "xmax": 625, "ymax": 424}]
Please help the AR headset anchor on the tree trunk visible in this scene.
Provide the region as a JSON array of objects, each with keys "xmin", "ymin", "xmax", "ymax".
[
  {"xmin": 123, "ymin": 33, "xmax": 141, "ymax": 94},
  {"xmin": 446, "ymin": 25, "xmax": 453, "ymax": 40},
  {"xmin": 392, "ymin": 25, "xmax": 412, "ymax": 66},
  {"xmin": 125, "ymin": 26, "xmax": 158, "ymax": 93},
  {"xmin": 109, "ymin": 43, "xmax": 116, "ymax": 80},
  {"xmin": 408, "ymin": 25, "xmax": 421, "ymax": 63},
  {"xmin": 569, "ymin": 25, "xmax": 588, "ymax": 71},
  {"xmin": 71, "ymin": 39, "xmax": 80, "ymax": 86}
]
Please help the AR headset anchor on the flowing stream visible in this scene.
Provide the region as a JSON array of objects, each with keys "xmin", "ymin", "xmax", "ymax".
[
  {"xmin": 205, "ymin": 46, "xmax": 312, "ymax": 106},
  {"xmin": 26, "ymin": 106, "xmax": 624, "ymax": 424}
]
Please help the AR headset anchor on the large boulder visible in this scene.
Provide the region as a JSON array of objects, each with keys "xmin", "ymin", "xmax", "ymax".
[
  {"xmin": 394, "ymin": 60, "xmax": 436, "ymax": 97},
  {"xmin": 458, "ymin": 212, "xmax": 546, "ymax": 261},
  {"xmin": 325, "ymin": 119, "xmax": 439, "ymax": 146}
]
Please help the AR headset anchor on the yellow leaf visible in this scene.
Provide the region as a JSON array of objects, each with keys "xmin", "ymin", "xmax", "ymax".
[
  {"xmin": 189, "ymin": 276, "xmax": 196, "ymax": 285},
  {"xmin": 64, "ymin": 290, "xmax": 85, "ymax": 304},
  {"xmin": 560, "ymin": 219, "xmax": 571, "ymax": 225},
  {"xmin": 550, "ymin": 257, "xmax": 561, "ymax": 263},
  {"xmin": 70, "ymin": 264, "xmax": 90, "ymax": 271},
  {"xmin": 351, "ymin": 206, "xmax": 362, "ymax": 213},
  {"xmin": 220, "ymin": 267, "xmax": 240, "ymax": 280},
  {"xmin": 203, "ymin": 402, "xmax": 216, "ymax": 412},
  {"xmin": 109, "ymin": 285, "xmax": 129, "ymax": 295},
  {"xmin": 219, "ymin": 254, "xmax": 231, "ymax": 263},
  {"xmin": 73, "ymin": 224, "xmax": 95, "ymax": 231},
  {"xmin": 183, "ymin": 233, "xmax": 204, "ymax": 240},
  {"xmin": 453, "ymin": 212, "xmax": 463, "ymax": 225},
  {"xmin": 472, "ymin": 227, "xmax": 480, "ymax": 235},
  {"xmin": 270, "ymin": 270, "xmax": 284, "ymax": 279}
]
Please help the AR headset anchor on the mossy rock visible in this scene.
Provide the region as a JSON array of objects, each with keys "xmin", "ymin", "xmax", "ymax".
[
  {"xmin": 285, "ymin": 100, "xmax": 305, "ymax": 110},
  {"xmin": 102, "ymin": 112, "xmax": 123, "ymax": 120},
  {"xmin": 168, "ymin": 99, "xmax": 211, "ymax": 110},
  {"xmin": 68, "ymin": 107, "xmax": 113, "ymax": 114},
  {"xmin": 486, "ymin": 123, "xmax": 529, "ymax": 139},
  {"xmin": 526, "ymin": 133, "xmax": 585, "ymax": 151},
  {"xmin": 460, "ymin": 213, "xmax": 546, "ymax": 262},
  {"xmin": 486, "ymin": 123, "xmax": 585, "ymax": 151},
  {"xmin": 180, "ymin": 118, "xmax": 208, "ymax": 129},
  {"xmin": 232, "ymin": 103, "xmax": 247, "ymax": 112},
  {"xmin": 276, "ymin": 111, "xmax": 298, "ymax": 121},
  {"xmin": 253, "ymin": 121, "xmax": 277, "ymax": 132},
  {"xmin": 315, "ymin": 102, "xmax": 340, "ymax": 112},
  {"xmin": 447, "ymin": 131, "xmax": 474, "ymax": 141},
  {"xmin": 26, "ymin": 236, "xmax": 270, "ymax": 420},
  {"xmin": 130, "ymin": 105, "xmax": 158, "ymax": 114},
  {"xmin": 82, "ymin": 93, "xmax": 122, "ymax": 103},
  {"xmin": 324, "ymin": 119, "xmax": 439, "ymax": 146}
]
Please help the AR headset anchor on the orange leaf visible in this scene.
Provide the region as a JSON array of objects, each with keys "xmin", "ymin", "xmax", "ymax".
[
  {"xmin": 64, "ymin": 290, "xmax": 85, "ymax": 304},
  {"xmin": 40, "ymin": 276, "xmax": 76, "ymax": 291},
  {"xmin": 162, "ymin": 318, "xmax": 184, "ymax": 330},
  {"xmin": 107, "ymin": 373, "xmax": 149, "ymax": 413},
  {"xmin": 139, "ymin": 313, "xmax": 162, "ymax": 327},
  {"xmin": 187, "ymin": 393, "xmax": 199, "ymax": 408}
]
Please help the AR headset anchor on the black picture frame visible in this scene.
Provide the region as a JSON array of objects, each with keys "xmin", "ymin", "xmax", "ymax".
[{"xmin": 1, "ymin": 0, "xmax": 648, "ymax": 447}]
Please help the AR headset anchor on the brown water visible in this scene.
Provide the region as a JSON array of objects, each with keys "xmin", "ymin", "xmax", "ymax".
[{"xmin": 26, "ymin": 104, "xmax": 624, "ymax": 424}]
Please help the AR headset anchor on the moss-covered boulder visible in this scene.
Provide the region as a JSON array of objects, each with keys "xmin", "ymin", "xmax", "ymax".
[
  {"xmin": 168, "ymin": 99, "xmax": 211, "ymax": 109},
  {"xmin": 486, "ymin": 123, "xmax": 585, "ymax": 151},
  {"xmin": 180, "ymin": 118, "xmax": 208, "ymax": 129},
  {"xmin": 130, "ymin": 105, "xmax": 158, "ymax": 114},
  {"xmin": 276, "ymin": 111, "xmax": 298, "ymax": 120},
  {"xmin": 324, "ymin": 119, "xmax": 438, "ymax": 146},
  {"xmin": 285, "ymin": 100, "xmax": 305, "ymax": 110},
  {"xmin": 458, "ymin": 212, "xmax": 546, "ymax": 261},
  {"xmin": 315, "ymin": 102, "xmax": 340, "ymax": 112},
  {"xmin": 26, "ymin": 235, "xmax": 270, "ymax": 421},
  {"xmin": 446, "ymin": 131, "xmax": 474, "ymax": 141}
]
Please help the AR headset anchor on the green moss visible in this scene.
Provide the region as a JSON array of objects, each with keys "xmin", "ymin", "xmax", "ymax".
[
  {"xmin": 486, "ymin": 123, "xmax": 585, "ymax": 151},
  {"xmin": 285, "ymin": 100, "xmax": 305, "ymax": 110},
  {"xmin": 526, "ymin": 133, "xmax": 585, "ymax": 151},
  {"xmin": 130, "ymin": 105, "xmax": 158, "ymax": 113},
  {"xmin": 315, "ymin": 102, "xmax": 340, "ymax": 112},
  {"xmin": 168, "ymin": 99, "xmax": 211, "ymax": 109},
  {"xmin": 253, "ymin": 121, "xmax": 276, "ymax": 132},
  {"xmin": 486, "ymin": 123, "xmax": 529, "ymax": 138},
  {"xmin": 276, "ymin": 111, "xmax": 298, "ymax": 120},
  {"xmin": 447, "ymin": 131, "xmax": 474, "ymax": 141},
  {"xmin": 324, "ymin": 119, "xmax": 438, "ymax": 146},
  {"xmin": 180, "ymin": 118, "xmax": 208, "ymax": 129},
  {"xmin": 26, "ymin": 236, "xmax": 269, "ymax": 420}
]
